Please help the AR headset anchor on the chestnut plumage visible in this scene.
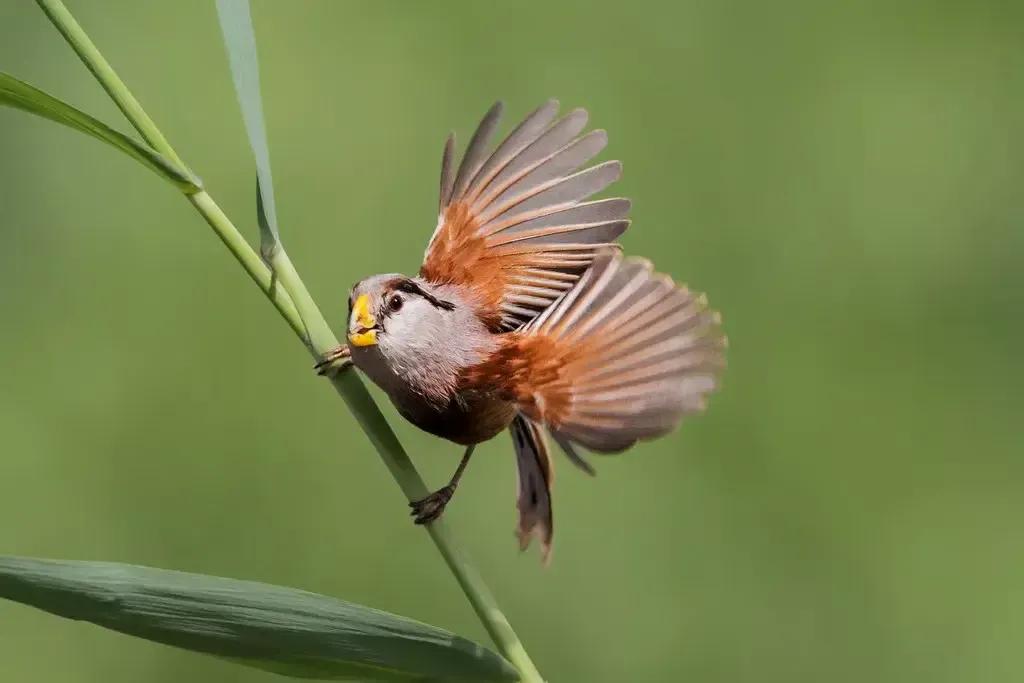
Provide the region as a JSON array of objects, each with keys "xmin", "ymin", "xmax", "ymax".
[{"xmin": 321, "ymin": 101, "xmax": 726, "ymax": 562}]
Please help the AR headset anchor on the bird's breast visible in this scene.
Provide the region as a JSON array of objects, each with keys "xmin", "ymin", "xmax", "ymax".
[
  {"xmin": 349, "ymin": 325, "xmax": 513, "ymax": 445},
  {"xmin": 394, "ymin": 389, "xmax": 517, "ymax": 446}
]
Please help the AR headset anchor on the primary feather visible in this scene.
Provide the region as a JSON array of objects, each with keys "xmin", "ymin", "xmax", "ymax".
[{"xmin": 421, "ymin": 101, "xmax": 630, "ymax": 331}]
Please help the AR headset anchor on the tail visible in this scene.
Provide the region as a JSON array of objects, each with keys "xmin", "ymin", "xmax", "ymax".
[
  {"xmin": 499, "ymin": 250, "xmax": 726, "ymax": 452},
  {"xmin": 509, "ymin": 414, "xmax": 554, "ymax": 564}
]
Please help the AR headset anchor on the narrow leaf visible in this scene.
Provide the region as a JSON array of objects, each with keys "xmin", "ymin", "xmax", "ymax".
[
  {"xmin": 0, "ymin": 556, "xmax": 518, "ymax": 682},
  {"xmin": 0, "ymin": 72, "xmax": 200, "ymax": 193},
  {"xmin": 215, "ymin": 0, "xmax": 280, "ymax": 251}
]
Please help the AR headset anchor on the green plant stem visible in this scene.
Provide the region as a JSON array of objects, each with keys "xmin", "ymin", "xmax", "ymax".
[
  {"xmin": 36, "ymin": 1, "xmax": 544, "ymax": 680},
  {"xmin": 268, "ymin": 219, "xmax": 545, "ymax": 683},
  {"xmin": 35, "ymin": 0, "xmax": 185, "ymax": 169},
  {"xmin": 188, "ymin": 192, "xmax": 304, "ymax": 339}
]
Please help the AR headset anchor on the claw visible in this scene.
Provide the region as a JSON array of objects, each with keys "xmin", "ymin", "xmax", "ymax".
[
  {"xmin": 407, "ymin": 446, "xmax": 474, "ymax": 525},
  {"xmin": 314, "ymin": 345, "xmax": 352, "ymax": 376},
  {"xmin": 409, "ymin": 485, "xmax": 456, "ymax": 525}
]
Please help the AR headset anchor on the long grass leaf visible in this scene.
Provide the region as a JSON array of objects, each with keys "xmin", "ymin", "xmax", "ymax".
[
  {"xmin": 215, "ymin": 0, "xmax": 280, "ymax": 250},
  {"xmin": 0, "ymin": 556, "xmax": 518, "ymax": 682},
  {"xmin": 0, "ymin": 72, "xmax": 200, "ymax": 193}
]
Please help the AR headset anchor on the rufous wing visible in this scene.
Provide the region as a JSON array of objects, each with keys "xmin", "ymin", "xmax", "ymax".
[
  {"xmin": 468, "ymin": 251, "xmax": 726, "ymax": 453},
  {"xmin": 421, "ymin": 101, "xmax": 630, "ymax": 330}
]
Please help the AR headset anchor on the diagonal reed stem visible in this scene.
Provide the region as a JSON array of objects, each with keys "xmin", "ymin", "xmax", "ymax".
[{"xmin": 34, "ymin": 1, "xmax": 544, "ymax": 680}]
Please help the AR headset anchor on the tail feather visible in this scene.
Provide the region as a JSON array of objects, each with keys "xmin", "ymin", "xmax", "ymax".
[
  {"xmin": 509, "ymin": 414, "xmax": 554, "ymax": 564},
  {"xmin": 463, "ymin": 253, "xmax": 724, "ymax": 559}
]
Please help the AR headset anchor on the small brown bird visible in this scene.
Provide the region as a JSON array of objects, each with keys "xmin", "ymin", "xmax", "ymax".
[{"xmin": 318, "ymin": 101, "xmax": 725, "ymax": 560}]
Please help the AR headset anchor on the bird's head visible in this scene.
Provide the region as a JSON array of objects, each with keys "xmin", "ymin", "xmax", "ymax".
[{"xmin": 346, "ymin": 274, "xmax": 458, "ymax": 353}]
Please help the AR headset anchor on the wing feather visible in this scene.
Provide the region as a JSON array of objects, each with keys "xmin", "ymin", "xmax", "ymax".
[
  {"xmin": 488, "ymin": 198, "xmax": 630, "ymax": 241},
  {"xmin": 450, "ymin": 101, "xmax": 504, "ymax": 204},
  {"xmin": 462, "ymin": 251, "xmax": 726, "ymax": 455},
  {"xmin": 471, "ymin": 108, "xmax": 590, "ymax": 212},
  {"xmin": 438, "ymin": 134, "xmax": 456, "ymax": 214},
  {"xmin": 463, "ymin": 100, "xmax": 560, "ymax": 206},
  {"xmin": 480, "ymin": 160, "xmax": 622, "ymax": 230},
  {"xmin": 421, "ymin": 102, "xmax": 629, "ymax": 330}
]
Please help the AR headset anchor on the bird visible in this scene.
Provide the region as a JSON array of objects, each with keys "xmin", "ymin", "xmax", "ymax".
[{"xmin": 316, "ymin": 100, "xmax": 726, "ymax": 562}]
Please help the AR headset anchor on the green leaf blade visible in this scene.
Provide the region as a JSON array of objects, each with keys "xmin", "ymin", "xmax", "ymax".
[
  {"xmin": 0, "ymin": 556, "xmax": 519, "ymax": 682},
  {"xmin": 0, "ymin": 72, "xmax": 201, "ymax": 193},
  {"xmin": 215, "ymin": 0, "xmax": 280, "ymax": 251}
]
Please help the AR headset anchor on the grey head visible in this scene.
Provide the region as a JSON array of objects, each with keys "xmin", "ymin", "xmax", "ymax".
[{"xmin": 346, "ymin": 274, "xmax": 495, "ymax": 407}]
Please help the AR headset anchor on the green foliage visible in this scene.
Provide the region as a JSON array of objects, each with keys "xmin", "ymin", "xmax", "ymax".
[
  {"xmin": 0, "ymin": 1, "xmax": 544, "ymax": 681},
  {"xmin": 215, "ymin": 0, "xmax": 280, "ymax": 250},
  {"xmin": 0, "ymin": 72, "xmax": 199, "ymax": 192},
  {"xmin": 0, "ymin": 556, "xmax": 518, "ymax": 682},
  {"xmin": 4, "ymin": 1, "xmax": 1022, "ymax": 682}
]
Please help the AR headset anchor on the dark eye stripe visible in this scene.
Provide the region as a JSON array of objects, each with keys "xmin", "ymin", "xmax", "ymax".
[
  {"xmin": 394, "ymin": 280, "xmax": 424, "ymax": 296},
  {"xmin": 393, "ymin": 279, "xmax": 456, "ymax": 311}
]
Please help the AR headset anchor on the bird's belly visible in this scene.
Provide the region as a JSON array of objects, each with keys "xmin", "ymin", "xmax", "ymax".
[{"xmin": 395, "ymin": 391, "xmax": 516, "ymax": 446}]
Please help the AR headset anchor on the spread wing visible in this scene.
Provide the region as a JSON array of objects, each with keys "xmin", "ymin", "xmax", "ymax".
[
  {"xmin": 420, "ymin": 101, "xmax": 630, "ymax": 331},
  {"xmin": 520, "ymin": 252, "xmax": 725, "ymax": 452},
  {"xmin": 463, "ymin": 251, "xmax": 726, "ymax": 453}
]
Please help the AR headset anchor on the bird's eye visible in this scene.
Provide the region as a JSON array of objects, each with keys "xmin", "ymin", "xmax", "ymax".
[{"xmin": 388, "ymin": 294, "xmax": 403, "ymax": 312}]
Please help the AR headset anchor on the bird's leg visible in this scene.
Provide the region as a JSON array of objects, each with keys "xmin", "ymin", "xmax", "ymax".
[
  {"xmin": 409, "ymin": 445, "xmax": 475, "ymax": 525},
  {"xmin": 314, "ymin": 344, "xmax": 353, "ymax": 376}
]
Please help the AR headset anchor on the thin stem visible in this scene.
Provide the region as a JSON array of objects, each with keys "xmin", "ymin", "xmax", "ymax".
[
  {"xmin": 189, "ymin": 192, "xmax": 305, "ymax": 340},
  {"xmin": 268, "ymin": 242, "xmax": 546, "ymax": 682},
  {"xmin": 35, "ymin": 0, "xmax": 185, "ymax": 169},
  {"xmin": 37, "ymin": 1, "xmax": 544, "ymax": 680}
]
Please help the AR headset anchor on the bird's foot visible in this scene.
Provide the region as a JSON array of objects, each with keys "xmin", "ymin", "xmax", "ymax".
[
  {"xmin": 314, "ymin": 345, "xmax": 352, "ymax": 376},
  {"xmin": 409, "ymin": 485, "xmax": 456, "ymax": 525}
]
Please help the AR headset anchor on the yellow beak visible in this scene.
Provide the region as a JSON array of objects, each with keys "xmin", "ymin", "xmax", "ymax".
[{"xmin": 348, "ymin": 294, "xmax": 378, "ymax": 347}]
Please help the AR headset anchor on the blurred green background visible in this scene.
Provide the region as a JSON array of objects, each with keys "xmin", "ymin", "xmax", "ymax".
[{"xmin": 2, "ymin": 1, "xmax": 1022, "ymax": 681}]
